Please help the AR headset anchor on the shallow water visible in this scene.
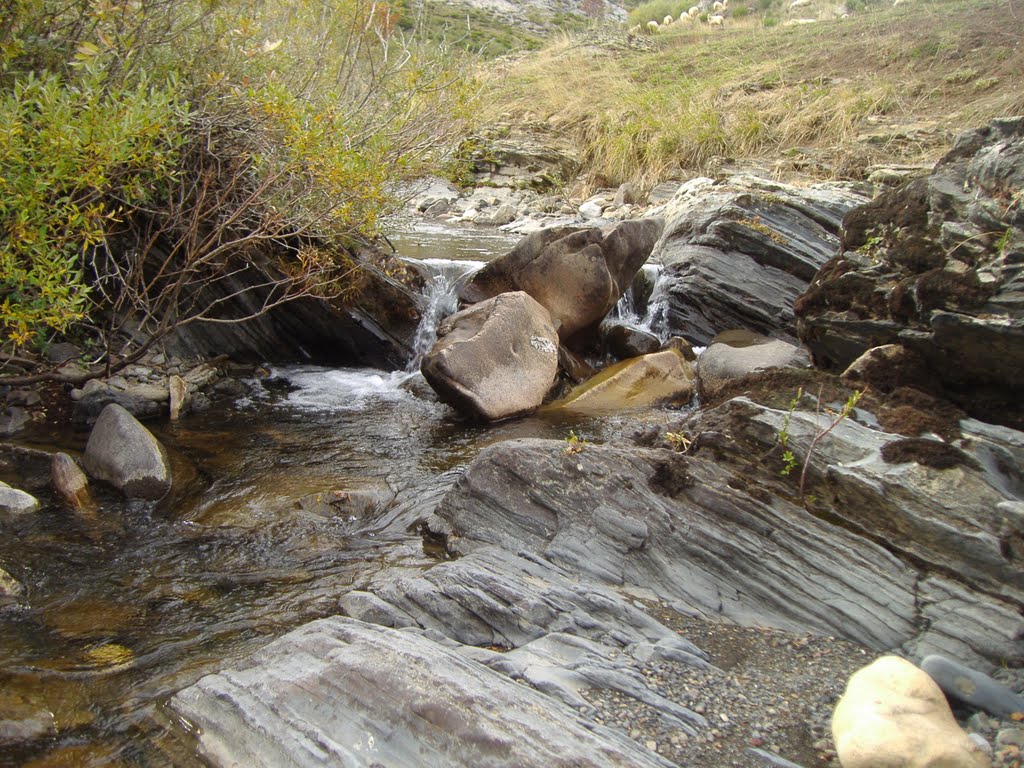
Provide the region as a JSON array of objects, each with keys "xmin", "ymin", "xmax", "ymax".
[
  {"xmin": 0, "ymin": 220, "xmax": 675, "ymax": 766},
  {"xmin": 0, "ymin": 364, "xmax": 665, "ymax": 766}
]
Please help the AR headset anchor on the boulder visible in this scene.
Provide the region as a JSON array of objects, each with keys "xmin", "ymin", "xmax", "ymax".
[
  {"xmin": 601, "ymin": 321, "xmax": 663, "ymax": 359},
  {"xmin": 832, "ymin": 655, "xmax": 991, "ymax": 768},
  {"xmin": 697, "ymin": 330, "xmax": 811, "ymax": 398},
  {"xmin": 649, "ymin": 175, "xmax": 871, "ymax": 345},
  {"xmin": 82, "ymin": 404, "xmax": 172, "ymax": 500},
  {"xmin": 50, "ymin": 453, "xmax": 92, "ymax": 509},
  {"xmin": 171, "ymin": 617, "xmax": 676, "ymax": 768},
  {"xmin": 460, "ymin": 218, "xmax": 665, "ymax": 344},
  {"xmin": 420, "ymin": 292, "xmax": 559, "ymax": 421},
  {"xmin": 796, "ymin": 117, "xmax": 1024, "ymax": 429},
  {"xmin": 547, "ymin": 349, "xmax": 696, "ymax": 414},
  {"xmin": 921, "ymin": 655, "xmax": 1024, "ymax": 718},
  {"xmin": 0, "ymin": 483, "xmax": 40, "ymax": 517},
  {"xmin": 72, "ymin": 388, "xmax": 163, "ymax": 425}
]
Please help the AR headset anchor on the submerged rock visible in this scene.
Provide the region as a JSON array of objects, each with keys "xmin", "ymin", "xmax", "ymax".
[
  {"xmin": 171, "ymin": 616, "xmax": 676, "ymax": 768},
  {"xmin": 82, "ymin": 404, "xmax": 171, "ymax": 500},
  {"xmin": 50, "ymin": 452, "xmax": 92, "ymax": 510},
  {"xmin": 832, "ymin": 656, "xmax": 991, "ymax": 768},
  {"xmin": 421, "ymin": 291, "xmax": 559, "ymax": 421}
]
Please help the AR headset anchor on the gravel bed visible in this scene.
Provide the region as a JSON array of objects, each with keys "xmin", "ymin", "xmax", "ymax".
[{"xmin": 581, "ymin": 601, "xmax": 1024, "ymax": 768}]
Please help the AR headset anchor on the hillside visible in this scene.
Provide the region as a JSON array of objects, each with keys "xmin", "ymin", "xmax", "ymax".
[{"xmin": 473, "ymin": 0, "xmax": 1024, "ymax": 191}]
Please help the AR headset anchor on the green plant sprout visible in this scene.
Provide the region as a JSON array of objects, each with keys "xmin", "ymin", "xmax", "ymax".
[
  {"xmin": 564, "ymin": 429, "xmax": 587, "ymax": 455},
  {"xmin": 665, "ymin": 431, "xmax": 692, "ymax": 453},
  {"xmin": 796, "ymin": 387, "xmax": 864, "ymax": 503}
]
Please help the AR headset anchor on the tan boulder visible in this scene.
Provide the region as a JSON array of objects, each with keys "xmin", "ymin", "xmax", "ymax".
[
  {"xmin": 546, "ymin": 348, "xmax": 696, "ymax": 414},
  {"xmin": 460, "ymin": 219, "xmax": 664, "ymax": 344},
  {"xmin": 420, "ymin": 292, "xmax": 559, "ymax": 422},
  {"xmin": 832, "ymin": 655, "xmax": 991, "ymax": 768}
]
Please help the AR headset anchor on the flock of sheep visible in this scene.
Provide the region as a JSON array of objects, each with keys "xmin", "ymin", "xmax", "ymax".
[
  {"xmin": 627, "ymin": 0, "xmax": 730, "ymax": 34},
  {"xmin": 628, "ymin": 0, "xmax": 908, "ymax": 34}
]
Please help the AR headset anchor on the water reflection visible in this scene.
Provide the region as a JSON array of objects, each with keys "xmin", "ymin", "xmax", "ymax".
[{"xmin": 0, "ymin": 364, "xmax": 668, "ymax": 765}]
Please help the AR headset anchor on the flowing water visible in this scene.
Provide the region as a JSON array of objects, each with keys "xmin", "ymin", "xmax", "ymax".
[{"xmin": 0, "ymin": 223, "xmax": 666, "ymax": 766}]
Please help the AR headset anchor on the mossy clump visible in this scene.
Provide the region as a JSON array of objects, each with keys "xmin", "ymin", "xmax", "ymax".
[{"xmin": 880, "ymin": 438, "xmax": 978, "ymax": 470}]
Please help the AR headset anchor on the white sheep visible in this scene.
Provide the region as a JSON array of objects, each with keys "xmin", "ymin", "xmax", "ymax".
[
  {"xmin": 789, "ymin": 0, "xmax": 812, "ymax": 9},
  {"xmin": 663, "ymin": 14, "xmax": 674, "ymax": 24},
  {"xmin": 708, "ymin": 13, "xmax": 725, "ymax": 25},
  {"xmin": 679, "ymin": 10, "xmax": 692, "ymax": 21},
  {"xmin": 688, "ymin": 5, "xmax": 700, "ymax": 16},
  {"xmin": 628, "ymin": 24, "xmax": 641, "ymax": 34},
  {"xmin": 647, "ymin": 19, "xmax": 661, "ymax": 32},
  {"xmin": 712, "ymin": 1, "xmax": 724, "ymax": 11}
]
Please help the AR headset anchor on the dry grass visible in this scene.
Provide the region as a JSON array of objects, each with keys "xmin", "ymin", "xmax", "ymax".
[{"xmin": 482, "ymin": 0, "xmax": 1024, "ymax": 191}]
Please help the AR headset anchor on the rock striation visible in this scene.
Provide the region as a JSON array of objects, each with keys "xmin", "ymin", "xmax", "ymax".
[
  {"xmin": 648, "ymin": 175, "xmax": 872, "ymax": 345},
  {"xmin": 796, "ymin": 117, "xmax": 1024, "ymax": 429},
  {"xmin": 171, "ymin": 616, "xmax": 678, "ymax": 768}
]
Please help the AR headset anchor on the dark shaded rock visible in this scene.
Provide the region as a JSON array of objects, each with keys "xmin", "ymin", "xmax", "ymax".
[
  {"xmin": 171, "ymin": 616, "xmax": 676, "ymax": 768},
  {"xmin": 72, "ymin": 389, "xmax": 163, "ymax": 425},
  {"xmin": 649, "ymin": 176, "xmax": 871, "ymax": 345},
  {"xmin": 797, "ymin": 118, "xmax": 1024, "ymax": 429},
  {"xmin": 421, "ymin": 292, "xmax": 559, "ymax": 421},
  {"xmin": 880, "ymin": 438, "xmax": 979, "ymax": 470},
  {"xmin": 152, "ymin": 244, "xmax": 421, "ymax": 369},
  {"xmin": 82, "ymin": 404, "xmax": 171, "ymax": 500},
  {"xmin": 601, "ymin": 321, "xmax": 662, "ymax": 359},
  {"xmin": 921, "ymin": 654, "xmax": 1024, "ymax": 718},
  {"xmin": 44, "ymin": 342, "xmax": 82, "ymax": 364},
  {"xmin": 0, "ymin": 407, "xmax": 28, "ymax": 437},
  {"xmin": 460, "ymin": 219, "xmax": 665, "ymax": 345}
]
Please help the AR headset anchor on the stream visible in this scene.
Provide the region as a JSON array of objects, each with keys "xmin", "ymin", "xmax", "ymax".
[{"xmin": 0, "ymin": 223, "xmax": 672, "ymax": 766}]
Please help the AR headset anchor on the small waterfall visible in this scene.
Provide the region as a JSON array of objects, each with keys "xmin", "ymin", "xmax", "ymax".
[
  {"xmin": 407, "ymin": 258, "xmax": 484, "ymax": 370},
  {"xmin": 613, "ymin": 263, "xmax": 671, "ymax": 340}
]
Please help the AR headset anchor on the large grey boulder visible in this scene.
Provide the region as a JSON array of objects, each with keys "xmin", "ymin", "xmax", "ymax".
[
  {"xmin": 796, "ymin": 117, "xmax": 1024, "ymax": 429},
  {"xmin": 697, "ymin": 330, "xmax": 811, "ymax": 399},
  {"xmin": 460, "ymin": 218, "xmax": 665, "ymax": 344},
  {"xmin": 82, "ymin": 404, "xmax": 171, "ymax": 500},
  {"xmin": 648, "ymin": 176, "xmax": 871, "ymax": 345},
  {"xmin": 171, "ymin": 616, "xmax": 676, "ymax": 768},
  {"xmin": 420, "ymin": 291, "xmax": 559, "ymax": 421}
]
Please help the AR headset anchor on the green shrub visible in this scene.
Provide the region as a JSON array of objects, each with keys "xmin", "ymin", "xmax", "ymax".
[
  {"xmin": 0, "ymin": 60, "xmax": 184, "ymax": 347},
  {"xmin": 0, "ymin": 0, "xmax": 477, "ymax": 354}
]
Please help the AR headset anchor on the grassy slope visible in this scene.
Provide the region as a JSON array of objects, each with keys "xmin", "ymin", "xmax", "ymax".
[{"xmin": 480, "ymin": 0, "xmax": 1024, "ymax": 191}]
